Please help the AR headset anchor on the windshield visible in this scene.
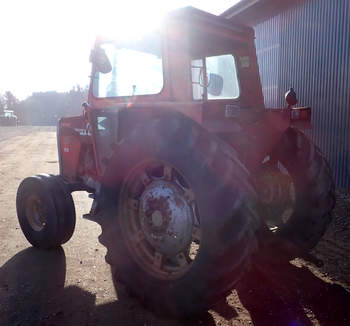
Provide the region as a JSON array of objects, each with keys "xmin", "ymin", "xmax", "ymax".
[{"xmin": 92, "ymin": 33, "xmax": 163, "ymax": 98}]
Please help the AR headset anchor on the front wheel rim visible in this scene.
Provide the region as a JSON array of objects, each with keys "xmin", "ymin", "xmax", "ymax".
[
  {"xmin": 25, "ymin": 195, "xmax": 47, "ymax": 231},
  {"xmin": 119, "ymin": 160, "xmax": 201, "ymax": 280}
]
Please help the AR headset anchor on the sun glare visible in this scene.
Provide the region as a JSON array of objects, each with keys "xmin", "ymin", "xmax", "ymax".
[
  {"xmin": 94, "ymin": 2, "xmax": 164, "ymax": 41},
  {"xmin": 0, "ymin": 0, "xmax": 239, "ymax": 99}
]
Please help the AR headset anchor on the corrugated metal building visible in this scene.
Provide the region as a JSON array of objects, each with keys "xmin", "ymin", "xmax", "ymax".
[{"xmin": 222, "ymin": 0, "xmax": 350, "ymax": 187}]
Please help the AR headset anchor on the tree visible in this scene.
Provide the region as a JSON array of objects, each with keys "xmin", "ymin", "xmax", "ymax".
[
  {"xmin": 0, "ymin": 85, "xmax": 88, "ymax": 125},
  {"xmin": 13, "ymin": 101, "xmax": 29, "ymax": 125},
  {"xmin": 62, "ymin": 85, "xmax": 88, "ymax": 117},
  {"xmin": 4, "ymin": 91, "xmax": 19, "ymax": 111},
  {"xmin": 0, "ymin": 94, "xmax": 5, "ymax": 115}
]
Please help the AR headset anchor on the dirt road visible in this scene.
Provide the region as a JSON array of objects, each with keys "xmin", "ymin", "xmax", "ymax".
[{"xmin": 0, "ymin": 126, "xmax": 349, "ymax": 326}]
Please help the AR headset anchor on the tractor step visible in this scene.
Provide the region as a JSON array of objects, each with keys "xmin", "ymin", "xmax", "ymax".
[{"xmin": 83, "ymin": 198, "xmax": 99, "ymax": 222}]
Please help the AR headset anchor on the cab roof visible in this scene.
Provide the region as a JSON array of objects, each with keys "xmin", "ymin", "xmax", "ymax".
[{"xmin": 166, "ymin": 6, "xmax": 254, "ymax": 39}]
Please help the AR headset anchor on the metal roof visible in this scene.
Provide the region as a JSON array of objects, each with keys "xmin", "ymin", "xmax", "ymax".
[{"xmin": 221, "ymin": 0, "xmax": 308, "ymax": 26}]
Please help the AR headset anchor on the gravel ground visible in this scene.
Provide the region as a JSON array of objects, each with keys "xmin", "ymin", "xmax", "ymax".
[
  {"xmin": 312, "ymin": 188, "xmax": 350, "ymax": 290},
  {"xmin": 0, "ymin": 126, "xmax": 55, "ymax": 143},
  {"xmin": 0, "ymin": 126, "xmax": 349, "ymax": 326}
]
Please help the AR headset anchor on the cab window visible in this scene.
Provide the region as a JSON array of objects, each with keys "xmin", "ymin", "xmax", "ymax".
[
  {"xmin": 191, "ymin": 54, "xmax": 239, "ymax": 100},
  {"xmin": 93, "ymin": 33, "xmax": 163, "ymax": 98}
]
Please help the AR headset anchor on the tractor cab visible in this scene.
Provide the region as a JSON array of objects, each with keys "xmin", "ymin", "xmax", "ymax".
[
  {"xmin": 89, "ymin": 7, "xmax": 264, "ymax": 122},
  {"xmin": 59, "ymin": 7, "xmax": 294, "ymax": 182}
]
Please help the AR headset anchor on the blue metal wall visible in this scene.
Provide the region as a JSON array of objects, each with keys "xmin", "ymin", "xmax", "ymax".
[{"xmin": 254, "ymin": 0, "xmax": 350, "ymax": 187}]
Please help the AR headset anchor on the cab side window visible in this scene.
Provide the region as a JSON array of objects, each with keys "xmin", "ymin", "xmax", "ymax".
[{"xmin": 191, "ymin": 54, "xmax": 239, "ymax": 100}]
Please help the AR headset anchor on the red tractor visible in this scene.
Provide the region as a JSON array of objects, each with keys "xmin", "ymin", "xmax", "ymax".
[{"xmin": 16, "ymin": 7, "xmax": 335, "ymax": 317}]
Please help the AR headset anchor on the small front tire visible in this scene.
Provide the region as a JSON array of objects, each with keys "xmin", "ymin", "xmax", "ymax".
[{"xmin": 16, "ymin": 174, "xmax": 76, "ymax": 249}]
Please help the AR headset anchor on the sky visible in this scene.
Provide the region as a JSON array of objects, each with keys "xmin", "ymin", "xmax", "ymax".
[{"xmin": 0, "ymin": 0, "xmax": 240, "ymax": 100}]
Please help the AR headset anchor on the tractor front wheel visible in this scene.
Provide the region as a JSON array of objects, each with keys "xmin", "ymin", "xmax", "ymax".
[{"xmin": 16, "ymin": 174, "xmax": 76, "ymax": 248}]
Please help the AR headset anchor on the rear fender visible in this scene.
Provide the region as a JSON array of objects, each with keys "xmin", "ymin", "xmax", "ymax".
[
  {"xmin": 98, "ymin": 107, "xmax": 203, "ymax": 175},
  {"xmin": 229, "ymin": 109, "xmax": 291, "ymax": 172}
]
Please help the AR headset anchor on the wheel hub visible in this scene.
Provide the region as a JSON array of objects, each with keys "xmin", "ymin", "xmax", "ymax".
[
  {"xmin": 120, "ymin": 162, "xmax": 201, "ymax": 280},
  {"xmin": 257, "ymin": 163, "xmax": 296, "ymax": 228},
  {"xmin": 151, "ymin": 210, "xmax": 163, "ymax": 228},
  {"xmin": 26, "ymin": 195, "xmax": 46, "ymax": 231},
  {"xmin": 139, "ymin": 180, "xmax": 193, "ymax": 256}
]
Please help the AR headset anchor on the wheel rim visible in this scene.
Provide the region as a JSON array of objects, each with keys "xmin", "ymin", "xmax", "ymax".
[
  {"xmin": 257, "ymin": 161, "xmax": 296, "ymax": 230},
  {"xmin": 119, "ymin": 161, "xmax": 201, "ymax": 280},
  {"xmin": 25, "ymin": 195, "xmax": 47, "ymax": 231}
]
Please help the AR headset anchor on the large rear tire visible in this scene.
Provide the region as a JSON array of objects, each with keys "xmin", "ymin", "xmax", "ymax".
[
  {"xmin": 97, "ymin": 114, "xmax": 260, "ymax": 317},
  {"xmin": 257, "ymin": 127, "xmax": 335, "ymax": 250},
  {"xmin": 16, "ymin": 174, "xmax": 76, "ymax": 249}
]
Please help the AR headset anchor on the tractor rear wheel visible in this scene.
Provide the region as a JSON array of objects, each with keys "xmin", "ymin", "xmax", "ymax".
[
  {"xmin": 16, "ymin": 174, "xmax": 76, "ymax": 248},
  {"xmin": 98, "ymin": 114, "xmax": 260, "ymax": 317},
  {"xmin": 256, "ymin": 127, "xmax": 335, "ymax": 250}
]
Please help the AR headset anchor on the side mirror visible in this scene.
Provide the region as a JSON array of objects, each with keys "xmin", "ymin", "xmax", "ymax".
[
  {"xmin": 207, "ymin": 73, "xmax": 224, "ymax": 96},
  {"xmin": 90, "ymin": 47, "xmax": 112, "ymax": 74}
]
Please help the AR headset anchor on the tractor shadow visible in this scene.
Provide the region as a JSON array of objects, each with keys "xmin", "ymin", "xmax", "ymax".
[
  {"xmin": 235, "ymin": 244, "xmax": 350, "ymax": 326},
  {"xmin": 1, "ymin": 245, "xmax": 349, "ymax": 326},
  {"xmin": 0, "ymin": 247, "xmax": 215, "ymax": 326},
  {"xmin": 0, "ymin": 247, "xmax": 66, "ymax": 326}
]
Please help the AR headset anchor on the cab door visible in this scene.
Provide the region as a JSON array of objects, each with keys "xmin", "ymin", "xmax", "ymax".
[{"xmin": 190, "ymin": 53, "xmax": 242, "ymax": 133}]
